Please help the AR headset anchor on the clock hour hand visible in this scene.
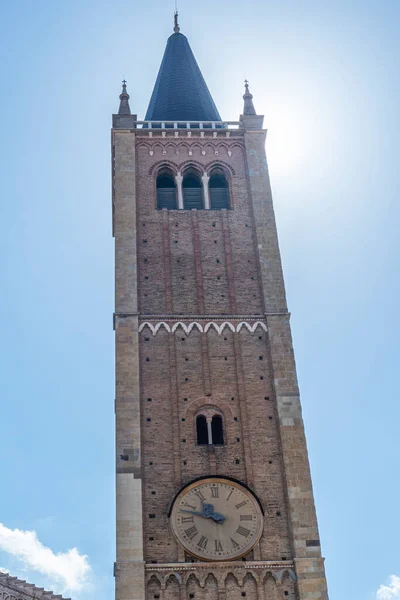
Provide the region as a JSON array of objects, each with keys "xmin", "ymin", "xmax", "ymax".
[
  {"xmin": 210, "ymin": 512, "xmax": 225, "ymax": 523},
  {"xmin": 201, "ymin": 502, "xmax": 226, "ymax": 523},
  {"xmin": 181, "ymin": 503, "xmax": 226, "ymax": 524}
]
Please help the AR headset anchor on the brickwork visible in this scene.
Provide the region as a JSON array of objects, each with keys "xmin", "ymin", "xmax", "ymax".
[
  {"xmin": 113, "ymin": 123, "xmax": 329, "ymax": 599},
  {"xmin": 0, "ymin": 573, "xmax": 69, "ymax": 600}
]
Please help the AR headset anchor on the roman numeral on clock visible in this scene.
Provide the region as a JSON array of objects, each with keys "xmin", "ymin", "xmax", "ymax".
[
  {"xmin": 194, "ymin": 490, "xmax": 206, "ymax": 501},
  {"xmin": 183, "ymin": 502, "xmax": 196, "ymax": 510},
  {"xmin": 181, "ymin": 515, "xmax": 194, "ymax": 523},
  {"xmin": 211, "ymin": 487, "xmax": 219, "ymax": 498},
  {"xmin": 215, "ymin": 540, "xmax": 223, "ymax": 551},
  {"xmin": 240, "ymin": 514, "xmax": 252, "ymax": 521},
  {"xmin": 235, "ymin": 500, "xmax": 247, "ymax": 509},
  {"xmin": 185, "ymin": 526, "xmax": 198, "ymax": 540},
  {"xmin": 236, "ymin": 525, "xmax": 250, "ymax": 537},
  {"xmin": 198, "ymin": 536, "xmax": 208, "ymax": 549},
  {"xmin": 230, "ymin": 537, "xmax": 240, "ymax": 549}
]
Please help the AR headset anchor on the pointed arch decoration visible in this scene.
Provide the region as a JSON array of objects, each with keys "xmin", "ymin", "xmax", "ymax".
[{"xmin": 138, "ymin": 319, "xmax": 267, "ymax": 336}]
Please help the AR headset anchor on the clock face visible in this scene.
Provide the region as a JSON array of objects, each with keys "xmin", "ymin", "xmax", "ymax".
[{"xmin": 170, "ymin": 478, "xmax": 263, "ymax": 561}]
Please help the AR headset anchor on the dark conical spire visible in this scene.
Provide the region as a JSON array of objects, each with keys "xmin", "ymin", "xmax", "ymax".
[
  {"xmin": 145, "ymin": 19, "xmax": 221, "ymax": 122},
  {"xmin": 118, "ymin": 80, "xmax": 131, "ymax": 115},
  {"xmin": 243, "ymin": 80, "xmax": 257, "ymax": 116}
]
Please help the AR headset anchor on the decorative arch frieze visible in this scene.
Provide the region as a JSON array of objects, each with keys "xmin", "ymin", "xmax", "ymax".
[
  {"xmin": 144, "ymin": 560, "xmax": 296, "ymax": 596},
  {"xmin": 138, "ymin": 319, "xmax": 267, "ymax": 336}
]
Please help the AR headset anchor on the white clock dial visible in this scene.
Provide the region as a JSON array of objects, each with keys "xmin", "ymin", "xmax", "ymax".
[{"xmin": 170, "ymin": 478, "xmax": 263, "ymax": 561}]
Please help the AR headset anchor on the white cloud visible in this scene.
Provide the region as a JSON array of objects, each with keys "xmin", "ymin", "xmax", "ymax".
[
  {"xmin": 0, "ymin": 523, "xmax": 91, "ymax": 594},
  {"xmin": 0, "ymin": 567, "xmax": 9, "ymax": 573},
  {"xmin": 377, "ymin": 575, "xmax": 400, "ymax": 600}
]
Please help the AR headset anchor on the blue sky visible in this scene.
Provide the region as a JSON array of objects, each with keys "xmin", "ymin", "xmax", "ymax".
[{"xmin": 0, "ymin": 0, "xmax": 399, "ymax": 598}]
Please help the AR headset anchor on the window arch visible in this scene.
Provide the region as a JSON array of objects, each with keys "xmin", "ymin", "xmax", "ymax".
[
  {"xmin": 196, "ymin": 415, "xmax": 208, "ymax": 445},
  {"xmin": 157, "ymin": 169, "xmax": 177, "ymax": 209},
  {"xmin": 209, "ymin": 168, "xmax": 230, "ymax": 209},
  {"xmin": 211, "ymin": 414, "xmax": 224, "ymax": 445},
  {"xmin": 183, "ymin": 169, "xmax": 203, "ymax": 210}
]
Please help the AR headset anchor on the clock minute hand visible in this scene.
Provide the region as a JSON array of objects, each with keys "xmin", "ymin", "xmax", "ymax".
[{"xmin": 180, "ymin": 509, "xmax": 211, "ymax": 518}]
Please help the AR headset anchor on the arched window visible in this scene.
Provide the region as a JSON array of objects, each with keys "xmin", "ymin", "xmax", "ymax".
[
  {"xmin": 211, "ymin": 415, "xmax": 224, "ymax": 445},
  {"xmin": 196, "ymin": 412, "xmax": 225, "ymax": 446},
  {"xmin": 196, "ymin": 415, "xmax": 208, "ymax": 445},
  {"xmin": 209, "ymin": 169, "xmax": 230, "ymax": 209},
  {"xmin": 157, "ymin": 170, "xmax": 177, "ymax": 209},
  {"xmin": 183, "ymin": 169, "xmax": 203, "ymax": 210}
]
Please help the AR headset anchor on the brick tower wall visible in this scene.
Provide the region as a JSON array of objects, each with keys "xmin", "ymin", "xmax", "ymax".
[{"xmin": 113, "ymin": 126, "xmax": 329, "ymax": 600}]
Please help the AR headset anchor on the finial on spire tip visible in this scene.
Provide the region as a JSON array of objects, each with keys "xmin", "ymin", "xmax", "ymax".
[{"xmin": 174, "ymin": 11, "xmax": 180, "ymax": 33}]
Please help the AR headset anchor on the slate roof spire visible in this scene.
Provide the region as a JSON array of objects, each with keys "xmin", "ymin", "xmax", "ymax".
[
  {"xmin": 145, "ymin": 16, "xmax": 221, "ymax": 122},
  {"xmin": 118, "ymin": 80, "xmax": 131, "ymax": 115},
  {"xmin": 243, "ymin": 79, "xmax": 257, "ymax": 115}
]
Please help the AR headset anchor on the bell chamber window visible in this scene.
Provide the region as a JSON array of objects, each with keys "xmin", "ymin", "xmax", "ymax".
[
  {"xmin": 183, "ymin": 169, "xmax": 203, "ymax": 210},
  {"xmin": 156, "ymin": 169, "xmax": 177, "ymax": 210},
  {"xmin": 209, "ymin": 168, "xmax": 230, "ymax": 209}
]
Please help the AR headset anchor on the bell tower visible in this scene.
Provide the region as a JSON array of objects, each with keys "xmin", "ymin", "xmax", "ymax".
[{"xmin": 112, "ymin": 14, "xmax": 329, "ymax": 600}]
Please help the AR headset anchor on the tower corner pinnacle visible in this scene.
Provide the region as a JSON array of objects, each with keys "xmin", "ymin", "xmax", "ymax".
[
  {"xmin": 113, "ymin": 80, "xmax": 137, "ymax": 128},
  {"xmin": 118, "ymin": 80, "xmax": 131, "ymax": 115},
  {"xmin": 243, "ymin": 79, "xmax": 257, "ymax": 116},
  {"xmin": 240, "ymin": 80, "xmax": 264, "ymax": 129}
]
